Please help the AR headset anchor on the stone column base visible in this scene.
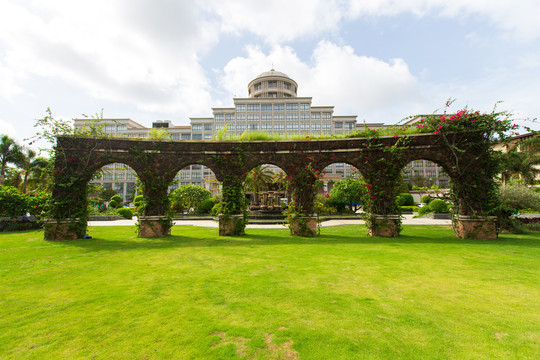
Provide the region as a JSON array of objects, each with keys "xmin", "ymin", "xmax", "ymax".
[
  {"xmin": 44, "ymin": 219, "xmax": 85, "ymax": 241},
  {"xmin": 138, "ymin": 216, "xmax": 172, "ymax": 237},
  {"xmin": 454, "ymin": 215, "xmax": 497, "ymax": 239},
  {"xmin": 219, "ymin": 214, "xmax": 246, "ymax": 236},
  {"xmin": 289, "ymin": 215, "xmax": 318, "ymax": 237},
  {"xmin": 367, "ymin": 215, "xmax": 401, "ymax": 237}
]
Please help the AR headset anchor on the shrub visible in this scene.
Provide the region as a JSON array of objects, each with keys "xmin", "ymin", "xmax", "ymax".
[
  {"xmin": 110, "ymin": 194, "xmax": 122, "ymax": 204},
  {"xmin": 170, "ymin": 185, "xmax": 212, "ymax": 214},
  {"xmin": 115, "ymin": 208, "xmax": 133, "ymax": 219},
  {"xmin": 133, "ymin": 195, "xmax": 143, "ymax": 207},
  {"xmin": 108, "ymin": 199, "xmax": 120, "ymax": 209},
  {"xmin": 211, "ymin": 202, "xmax": 223, "ymax": 216},
  {"xmin": 195, "ymin": 198, "xmax": 216, "ymax": 214},
  {"xmin": 499, "ymin": 184, "xmax": 540, "ymax": 211},
  {"xmin": 421, "ymin": 195, "xmax": 432, "ymax": 204},
  {"xmin": 418, "ymin": 204, "xmax": 432, "ymax": 216},
  {"xmin": 400, "ymin": 206, "xmax": 420, "ymax": 213},
  {"xmin": 396, "ymin": 193, "xmax": 414, "ymax": 206},
  {"xmin": 0, "ymin": 186, "xmax": 27, "ymax": 218},
  {"xmin": 429, "ymin": 199, "xmax": 449, "ymax": 213}
]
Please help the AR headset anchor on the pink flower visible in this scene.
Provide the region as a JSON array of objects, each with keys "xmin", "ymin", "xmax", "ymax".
[
  {"xmin": 437, "ymin": 126, "xmax": 443, "ymax": 130},
  {"xmin": 306, "ymin": 136, "xmax": 309, "ymax": 139},
  {"xmin": 394, "ymin": 135, "xmax": 398, "ymax": 139},
  {"xmin": 434, "ymin": 130, "xmax": 440, "ymax": 135}
]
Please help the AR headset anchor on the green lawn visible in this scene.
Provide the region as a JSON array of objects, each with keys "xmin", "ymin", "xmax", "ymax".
[{"xmin": 0, "ymin": 225, "xmax": 538, "ymax": 359}]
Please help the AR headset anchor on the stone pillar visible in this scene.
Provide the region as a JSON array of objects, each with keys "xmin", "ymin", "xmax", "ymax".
[
  {"xmin": 218, "ymin": 214, "xmax": 246, "ymax": 236},
  {"xmin": 366, "ymin": 215, "xmax": 401, "ymax": 237},
  {"xmin": 289, "ymin": 215, "xmax": 318, "ymax": 237},
  {"xmin": 138, "ymin": 216, "xmax": 172, "ymax": 237},
  {"xmin": 454, "ymin": 216, "xmax": 497, "ymax": 239},
  {"xmin": 44, "ymin": 219, "xmax": 85, "ymax": 241}
]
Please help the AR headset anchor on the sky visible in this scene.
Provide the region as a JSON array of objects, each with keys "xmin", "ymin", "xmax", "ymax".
[{"xmin": 1, "ymin": 0, "xmax": 539, "ymax": 149}]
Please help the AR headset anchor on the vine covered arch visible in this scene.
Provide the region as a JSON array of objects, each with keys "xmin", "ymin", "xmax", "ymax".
[{"xmin": 45, "ymin": 132, "xmax": 501, "ymax": 240}]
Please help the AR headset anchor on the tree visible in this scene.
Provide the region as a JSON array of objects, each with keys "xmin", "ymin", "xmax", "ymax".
[
  {"xmin": 245, "ymin": 165, "xmax": 274, "ymax": 205},
  {"xmin": 19, "ymin": 149, "xmax": 49, "ymax": 193},
  {"xmin": 169, "ymin": 185, "xmax": 212, "ymax": 213},
  {"xmin": 500, "ymin": 149, "xmax": 540, "ymax": 185},
  {"xmin": 329, "ymin": 177, "xmax": 367, "ymax": 212},
  {"xmin": 0, "ymin": 135, "xmax": 24, "ymax": 185}
]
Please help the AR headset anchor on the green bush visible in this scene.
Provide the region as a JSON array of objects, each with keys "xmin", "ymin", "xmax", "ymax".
[
  {"xmin": 499, "ymin": 184, "xmax": 540, "ymax": 211},
  {"xmin": 110, "ymin": 194, "xmax": 122, "ymax": 203},
  {"xmin": 115, "ymin": 208, "xmax": 133, "ymax": 219},
  {"xmin": 133, "ymin": 195, "xmax": 143, "ymax": 207},
  {"xmin": 418, "ymin": 204, "xmax": 432, "ymax": 216},
  {"xmin": 109, "ymin": 199, "xmax": 120, "ymax": 209},
  {"xmin": 211, "ymin": 202, "xmax": 223, "ymax": 216},
  {"xmin": 421, "ymin": 195, "xmax": 432, "ymax": 204},
  {"xmin": 0, "ymin": 186, "xmax": 27, "ymax": 218},
  {"xmin": 396, "ymin": 193, "xmax": 415, "ymax": 206},
  {"xmin": 195, "ymin": 198, "xmax": 216, "ymax": 214},
  {"xmin": 429, "ymin": 199, "xmax": 449, "ymax": 213},
  {"xmin": 400, "ymin": 206, "xmax": 420, "ymax": 213}
]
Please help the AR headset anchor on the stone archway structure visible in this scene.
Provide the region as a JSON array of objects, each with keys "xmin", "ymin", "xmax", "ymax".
[{"xmin": 45, "ymin": 133, "xmax": 498, "ymax": 240}]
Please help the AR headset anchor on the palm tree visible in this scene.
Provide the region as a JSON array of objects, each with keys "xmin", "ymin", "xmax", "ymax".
[
  {"xmin": 245, "ymin": 165, "xmax": 274, "ymax": 206},
  {"xmin": 0, "ymin": 135, "xmax": 24, "ymax": 185},
  {"xmin": 500, "ymin": 150, "xmax": 540, "ymax": 185},
  {"xmin": 19, "ymin": 149, "xmax": 50, "ymax": 193}
]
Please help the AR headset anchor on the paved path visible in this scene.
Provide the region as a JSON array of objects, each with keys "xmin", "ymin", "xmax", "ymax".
[{"xmin": 88, "ymin": 214, "xmax": 452, "ymax": 229}]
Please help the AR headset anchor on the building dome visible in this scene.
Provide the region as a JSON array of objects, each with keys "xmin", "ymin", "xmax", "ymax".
[{"xmin": 247, "ymin": 69, "xmax": 298, "ymax": 98}]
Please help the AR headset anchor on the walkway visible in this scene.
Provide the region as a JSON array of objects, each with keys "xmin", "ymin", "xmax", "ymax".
[{"xmin": 88, "ymin": 215, "xmax": 452, "ymax": 228}]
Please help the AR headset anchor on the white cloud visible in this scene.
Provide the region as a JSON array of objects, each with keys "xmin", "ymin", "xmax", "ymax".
[
  {"xmin": 0, "ymin": 0, "xmax": 219, "ymax": 115},
  {"xmin": 220, "ymin": 41, "xmax": 420, "ymax": 120},
  {"xmin": 0, "ymin": 118, "xmax": 17, "ymax": 138},
  {"xmin": 202, "ymin": 0, "xmax": 540, "ymax": 43}
]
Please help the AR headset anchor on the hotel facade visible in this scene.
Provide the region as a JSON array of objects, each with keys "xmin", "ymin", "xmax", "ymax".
[{"xmin": 74, "ymin": 70, "xmax": 448, "ymax": 202}]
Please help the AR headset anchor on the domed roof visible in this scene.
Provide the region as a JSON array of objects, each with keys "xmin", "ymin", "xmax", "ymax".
[{"xmin": 255, "ymin": 69, "xmax": 291, "ymax": 79}]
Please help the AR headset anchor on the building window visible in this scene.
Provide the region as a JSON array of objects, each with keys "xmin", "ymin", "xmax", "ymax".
[
  {"xmin": 255, "ymin": 83, "xmax": 262, "ymax": 90},
  {"xmin": 247, "ymin": 114, "xmax": 260, "ymax": 121},
  {"xmin": 299, "ymin": 103, "xmax": 310, "ymax": 111},
  {"xmin": 138, "ymin": 133, "xmax": 147, "ymax": 138},
  {"xmin": 204, "ymin": 124, "xmax": 212, "ymax": 131},
  {"xmin": 345, "ymin": 122, "xmax": 355, "ymax": 130},
  {"xmin": 115, "ymin": 173, "xmax": 125, "ymax": 180},
  {"xmin": 171, "ymin": 133, "xmax": 180, "ymax": 140},
  {"xmin": 274, "ymin": 113, "xmax": 284, "ymax": 120},
  {"xmin": 215, "ymin": 114, "xmax": 224, "ymax": 122},
  {"xmin": 228, "ymin": 124, "xmax": 235, "ymax": 131},
  {"xmin": 274, "ymin": 104, "xmax": 284, "ymax": 111},
  {"xmin": 286, "ymin": 113, "xmax": 298, "ymax": 120},
  {"xmin": 103, "ymin": 173, "xmax": 113, "ymax": 181},
  {"xmin": 117, "ymin": 125, "xmax": 127, "ymax": 132},
  {"xmin": 192, "ymin": 133, "xmax": 202, "ymax": 140},
  {"xmin": 180, "ymin": 172, "xmax": 190, "ymax": 179},
  {"xmin": 334, "ymin": 122, "xmax": 343, "ymax": 129},
  {"xmin": 247, "ymin": 124, "xmax": 259, "ymax": 130},
  {"xmin": 126, "ymin": 173, "xmax": 137, "ymax": 180},
  {"xmin": 247, "ymin": 104, "xmax": 260, "ymax": 112},
  {"xmin": 300, "ymin": 123, "xmax": 309, "ymax": 130},
  {"xmin": 286, "ymin": 123, "xmax": 299, "ymax": 130},
  {"xmin": 286, "ymin": 103, "xmax": 298, "ymax": 111},
  {"xmin": 236, "ymin": 104, "xmax": 246, "ymax": 112},
  {"xmin": 261, "ymin": 113, "xmax": 272, "ymax": 121},
  {"xmin": 322, "ymin": 122, "xmax": 331, "ymax": 130},
  {"xmin": 236, "ymin": 124, "xmax": 246, "ymax": 131},
  {"xmin": 311, "ymin": 123, "xmax": 321, "ymax": 130},
  {"xmin": 300, "ymin": 113, "xmax": 310, "ymax": 120},
  {"xmin": 105, "ymin": 125, "xmax": 116, "ymax": 133},
  {"xmin": 261, "ymin": 104, "xmax": 272, "ymax": 111},
  {"xmin": 268, "ymin": 81, "xmax": 277, "ymax": 88},
  {"xmin": 283, "ymin": 82, "xmax": 291, "ymax": 90},
  {"xmin": 311, "ymin": 113, "xmax": 321, "ymax": 120},
  {"xmin": 192, "ymin": 124, "xmax": 202, "ymax": 131},
  {"xmin": 181, "ymin": 133, "xmax": 191, "ymax": 140},
  {"xmin": 322, "ymin": 112, "xmax": 332, "ymax": 120},
  {"xmin": 236, "ymin": 113, "xmax": 245, "ymax": 121},
  {"xmin": 274, "ymin": 123, "xmax": 284, "ymax": 130},
  {"xmin": 268, "ymin": 92, "xmax": 277, "ymax": 98},
  {"xmin": 261, "ymin": 123, "xmax": 272, "ymax": 130}
]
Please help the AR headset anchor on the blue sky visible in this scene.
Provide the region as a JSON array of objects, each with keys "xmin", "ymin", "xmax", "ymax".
[{"xmin": 1, "ymin": 0, "xmax": 539, "ymax": 147}]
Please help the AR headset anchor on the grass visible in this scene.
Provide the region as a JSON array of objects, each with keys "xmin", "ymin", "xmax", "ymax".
[{"xmin": 1, "ymin": 225, "xmax": 538, "ymax": 359}]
